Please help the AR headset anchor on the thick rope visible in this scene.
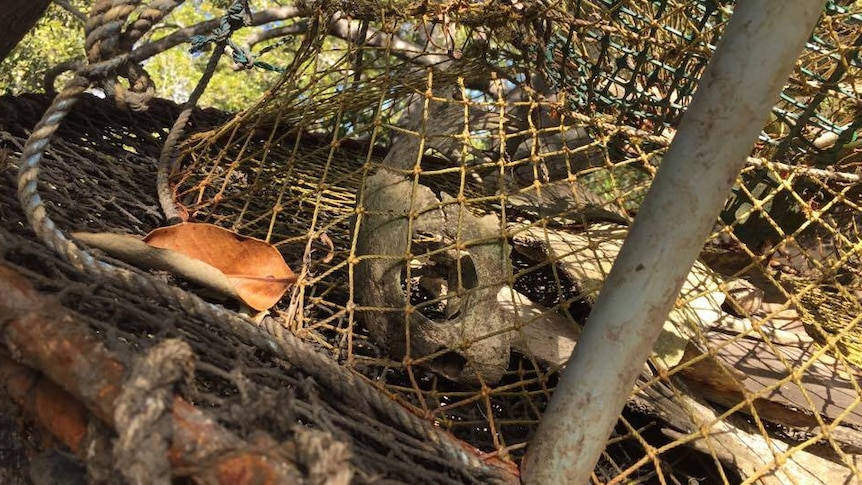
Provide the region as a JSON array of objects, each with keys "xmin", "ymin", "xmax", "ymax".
[
  {"xmin": 123, "ymin": 0, "xmax": 186, "ymax": 47},
  {"xmin": 158, "ymin": 0, "xmax": 285, "ymax": 222},
  {"xmin": 156, "ymin": 43, "xmax": 225, "ymax": 222},
  {"xmin": 17, "ymin": 98, "xmax": 507, "ymax": 480},
  {"xmin": 113, "ymin": 339, "xmax": 194, "ymax": 485},
  {"xmin": 84, "ymin": 0, "xmax": 155, "ymax": 110},
  {"xmin": 14, "ymin": 4, "xmax": 512, "ymax": 483}
]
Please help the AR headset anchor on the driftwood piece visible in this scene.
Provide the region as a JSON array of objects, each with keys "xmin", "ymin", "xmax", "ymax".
[
  {"xmin": 499, "ymin": 289, "xmax": 580, "ymax": 369},
  {"xmin": 354, "ymin": 99, "xmax": 629, "ymax": 383},
  {"xmin": 678, "ymin": 332, "xmax": 862, "ymax": 429},
  {"xmin": 505, "ymin": 217, "xmax": 862, "ymax": 468},
  {"xmin": 653, "ymin": 385, "xmax": 861, "ymax": 484},
  {"xmin": 510, "ymin": 222, "xmax": 811, "ymax": 367},
  {"xmin": 356, "ymin": 169, "xmax": 581, "ymax": 377},
  {"xmin": 503, "ymin": 180, "xmax": 630, "ymax": 225}
]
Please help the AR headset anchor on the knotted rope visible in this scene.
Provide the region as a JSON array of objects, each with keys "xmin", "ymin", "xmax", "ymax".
[{"xmin": 14, "ymin": 2, "xmax": 512, "ymax": 482}]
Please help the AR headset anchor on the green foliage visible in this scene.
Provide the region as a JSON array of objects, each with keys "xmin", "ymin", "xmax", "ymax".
[
  {"xmin": 143, "ymin": 1, "xmax": 286, "ymax": 111},
  {"xmin": 0, "ymin": 0, "xmax": 86, "ymax": 95},
  {"xmin": 0, "ymin": 1, "xmax": 287, "ymax": 112}
]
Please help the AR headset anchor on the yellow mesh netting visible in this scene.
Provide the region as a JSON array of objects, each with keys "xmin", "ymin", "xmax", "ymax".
[
  {"xmin": 160, "ymin": 1, "xmax": 862, "ymax": 482},
  {"xmin": 10, "ymin": 0, "xmax": 860, "ymax": 482}
]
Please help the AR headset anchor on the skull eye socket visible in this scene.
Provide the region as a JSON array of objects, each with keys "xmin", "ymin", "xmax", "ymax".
[
  {"xmin": 431, "ymin": 351, "xmax": 468, "ymax": 380},
  {"xmin": 456, "ymin": 254, "xmax": 479, "ymax": 290},
  {"xmin": 403, "ymin": 251, "xmax": 479, "ymax": 322}
]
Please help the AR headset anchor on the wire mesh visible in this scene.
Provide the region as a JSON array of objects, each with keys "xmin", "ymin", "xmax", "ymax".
[{"xmin": 1, "ymin": 0, "xmax": 862, "ymax": 483}]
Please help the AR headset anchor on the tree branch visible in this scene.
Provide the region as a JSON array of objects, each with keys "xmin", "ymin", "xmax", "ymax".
[
  {"xmin": 53, "ymin": 0, "xmax": 87, "ymax": 23},
  {"xmin": 130, "ymin": 7, "xmax": 457, "ymax": 74},
  {"xmin": 130, "ymin": 6, "xmax": 305, "ymax": 64},
  {"xmin": 327, "ymin": 15, "xmax": 453, "ymax": 69},
  {"xmin": 245, "ymin": 21, "xmax": 309, "ymax": 48}
]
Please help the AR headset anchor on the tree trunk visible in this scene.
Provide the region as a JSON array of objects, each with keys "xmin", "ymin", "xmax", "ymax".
[{"xmin": 0, "ymin": 0, "xmax": 53, "ymax": 63}]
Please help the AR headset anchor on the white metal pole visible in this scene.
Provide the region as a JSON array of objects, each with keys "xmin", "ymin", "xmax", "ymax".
[{"xmin": 522, "ymin": 2, "xmax": 827, "ymax": 484}]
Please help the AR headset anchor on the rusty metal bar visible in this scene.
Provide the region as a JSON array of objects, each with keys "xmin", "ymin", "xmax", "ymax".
[{"xmin": 0, "ymin": 263, "xmax": 302, "ymax": 484}]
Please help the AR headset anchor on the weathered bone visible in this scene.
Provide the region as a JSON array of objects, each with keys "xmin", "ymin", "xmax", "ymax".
[
  {"xmin": 354, "ymin": 101, "xmax": 514, "ymax": 384},
  {"xmin": 510, "ymin": 222, "xmax": 813, "ymax": 369},
  {"xmin": 354, "ymin": 99, "xmax": 809, "ymax": 384}
]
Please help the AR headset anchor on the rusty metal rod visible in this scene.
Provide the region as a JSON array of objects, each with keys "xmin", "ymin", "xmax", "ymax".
[{"xmin": 0, "ymin": 264, "xmax": 301, "ymax": 484}]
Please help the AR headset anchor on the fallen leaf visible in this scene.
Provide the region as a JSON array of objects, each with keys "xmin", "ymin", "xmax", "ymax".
[
  {"xmin": 73, "ymin": 232, "xmax": 242, "ymax": 303},
  {"xmin": 143, "ymin": 223, "xmax": 296, "ymax": 311},
  {"xmin": 74, "ymin": 223, "xmax": 296, "ymax": 311}
]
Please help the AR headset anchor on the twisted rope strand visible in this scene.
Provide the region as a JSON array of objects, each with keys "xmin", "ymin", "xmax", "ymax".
[
  {"xmin": 158, "ymin": 0, "xmax": 278, "ymax": 221},
  {"xmin": 13, "ymin": 4, "xmax": 512, "ymax": 482},
  {"xmin": 157, "ymin": 42, "xmax": 226, "ymax": 222}
]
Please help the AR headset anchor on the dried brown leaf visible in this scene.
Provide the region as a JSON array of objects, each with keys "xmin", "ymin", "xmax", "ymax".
[{"xmin": 143, "ymin": 223, "xmax": 296, "ymax": 311}]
